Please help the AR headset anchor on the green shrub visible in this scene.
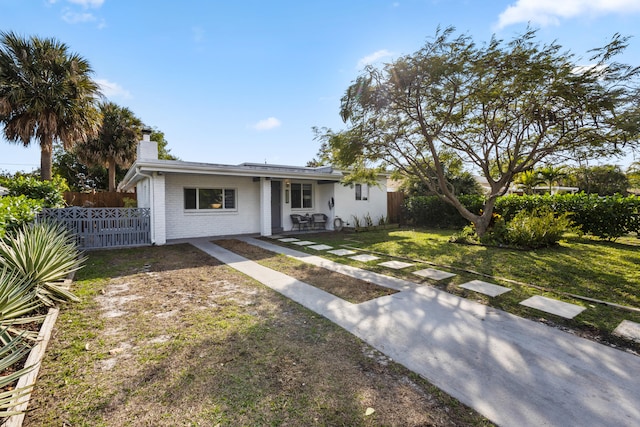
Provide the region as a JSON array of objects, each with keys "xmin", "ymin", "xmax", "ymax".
[
  {"xmin": 506, "ymin": 209, "xmax": 575, "ymax": 248},
  {"xmin": 0, "ymin": 196, "xmax": 43, "ymax": 239},
  {"xmin": 0, "ymin": 175, "xmax": 67, "ymax": 208},
  {"xmin": 495, "ymin": 193, "xmax": 640, "ymax": 240},
  {"xmin": 404, "ymin": 194, "xmax": 485, "ymax": 228}
]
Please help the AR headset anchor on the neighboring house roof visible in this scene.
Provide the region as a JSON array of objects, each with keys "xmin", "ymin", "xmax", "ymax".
[{"xmin": 118, "ymin": 159, "xmax": 346, "ymax": 192}]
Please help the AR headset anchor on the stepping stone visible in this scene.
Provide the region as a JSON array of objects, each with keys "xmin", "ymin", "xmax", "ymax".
[
  {"xmin": 378, "ymin": 260, "xmax": 415, "ymax": 269},
  {"xmin": 519, "ymin": 295, "xmax": 586, "ymax": 319},
  {"xmin": 459, "ymin": 279, "xmax": 511, "ymax": 297},
  {"xmin": 292, "ymin": 240, "xmax": 316, "ymax": 246},
  {"xmin": 308, "ymin": 244, "xmax": 333, "ymax": 250},
  {"xmin": 268, "ymin": 235, "xmax": 285, "ymax": 239},
  {"xmin": 327, "ymin": 249, "xmax": 356, "ymax": 256},
  {"xmin": 413, "ymin": 268, "xmax": 456, "ymax": 281},
  {"xmin": 279, "ymin": 238, "xmax": 299, "ymax": 242},
  {"xmin": 613, "ymin": 320, "xmax": 640, "ymax": 343},
  {"xmin": 349, "ymin": 254, "xmax": 380, "ymax": 262}
]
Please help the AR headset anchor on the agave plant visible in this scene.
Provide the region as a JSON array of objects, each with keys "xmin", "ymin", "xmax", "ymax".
[
  {"xmin": 0, "ymin": 330, "xmax": 37, "ymax": 418},
  {"xmin": 0, "ymin": 222, "xmax": 84, "ymax": 306},
  {"xmin": 0, "ymin": 268, "xmax": 44, "ymax": 346}
]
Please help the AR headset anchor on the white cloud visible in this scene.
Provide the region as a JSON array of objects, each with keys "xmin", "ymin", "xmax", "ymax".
[
  {"xmin": 357, "ymin": 49, "xmax": 394, "ymax": 69},
  {"xmin": 62, "ymin": 10, "xmax": 96, "ymax": 23},
  {"xmin": 253, "ymin": 117, "xmax": 282, "ymax": 131},
  {"xmin": 96, "ymin": 79, "xmax": 132, "ymax": 100},
  {"xmin": 67, "ymin": 0, "xmax": 105, "ymax": 8},
  {"xmin": 496, "ymin": 0, "xmax": 640, "ymax": 29}
]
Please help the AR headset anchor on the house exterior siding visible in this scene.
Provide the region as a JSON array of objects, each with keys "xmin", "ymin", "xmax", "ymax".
[
  {"xmin": 164, "ymin": 173, "xmax": 261, "ymax": 240},
  {"xmin": 333, "ymin": 178, "xmax": 388, "ymax": 227}
]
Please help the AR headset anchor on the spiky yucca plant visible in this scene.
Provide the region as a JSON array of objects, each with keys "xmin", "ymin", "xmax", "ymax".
[
  {"xmin": 0, "ymin": 268, "xmax": 44, "ymax": 345},
  {"xmin": 0, "ymin": 330, "xmax": 37, "ymax": 418},
  {"xmin": 0, "ymin": 222, "xmax": 84, "ymax": 305}
]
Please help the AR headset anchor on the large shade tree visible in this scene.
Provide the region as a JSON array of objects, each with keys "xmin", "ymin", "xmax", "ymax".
[
  {"xmin": 317, "ymin": 27, "xmax": 640, "ymax": 236},
  {"xmin": 0, "ymin": 32, "xmax": 101, "ymax": 181},
  {"xmin": 75, "ymin": 102, "xmax": 142, "ymax": 192}
]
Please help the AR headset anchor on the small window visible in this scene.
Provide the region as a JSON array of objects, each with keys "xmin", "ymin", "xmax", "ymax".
[
  {"xmin": 355, "ymin": 183, "xmax": 369, "ymax": 201},
  {"xmin": 184, "ymin": 188, "xmax": 236, "ymax": 210},
  {"xmin": 291, "ymin": 183, "xmax": 313, "ymax": 209}
]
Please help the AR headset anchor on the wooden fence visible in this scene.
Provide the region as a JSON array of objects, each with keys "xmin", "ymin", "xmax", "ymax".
[
  {"xmin": 39, "ymin": 207, "xmax": 150, "ymax": 250},
  {"xmin": 387, "ymin": 191, "xmax": 405, "ymax": 224},
  {"xmin": 64, "ymin": 192, "xmax": 136, "ymax": 208}
]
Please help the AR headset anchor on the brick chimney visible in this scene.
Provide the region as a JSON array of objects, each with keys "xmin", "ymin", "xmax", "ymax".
[{"xmin": 137, "ymin": 127, "xmax": 158, "ymax": 160}]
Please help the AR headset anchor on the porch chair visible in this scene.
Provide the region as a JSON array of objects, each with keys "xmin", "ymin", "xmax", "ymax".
[
  {"xmin": 290, "ymin": 214, "xmax": 310, "ymax": 231},
  {"xmin": 311, "ymin": 213, "xmax": 328, "ymax": 230}
]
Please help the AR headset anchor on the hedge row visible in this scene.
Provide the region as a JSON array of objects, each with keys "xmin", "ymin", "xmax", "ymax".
[
  {"xmin": 496, "ymin": 194, "xmax": 640, "ymax": 240},
  {"xmin": 403, "ymin": 195, "xmax": 485, "ymax": 228},
  {"xmin": 403, "ymin": 193, "xmax": 640, "ymax": 240}
]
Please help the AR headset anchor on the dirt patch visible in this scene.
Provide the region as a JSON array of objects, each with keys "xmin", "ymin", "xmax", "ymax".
[
  {"xmin": 24, "ymin": 244, "xmax": 491, "ymax": 426},
  {"xmin": 215, "ymin": 239, "xmax": 398, "ymax": 304}
]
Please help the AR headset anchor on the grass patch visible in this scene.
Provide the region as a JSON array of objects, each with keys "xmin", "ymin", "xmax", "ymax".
[
  {"xmin": 23, "ymin": 244, "xmax": 491, "ymax": 426},
  {"xmin": 275, "ymin": 229, "xmax": 640, "ymax": 353},
  {"xmin": 215, "ymin": 239, "xmax": 397, "ymax": 303}
]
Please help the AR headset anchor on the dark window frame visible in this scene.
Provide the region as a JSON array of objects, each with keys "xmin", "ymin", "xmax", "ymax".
[
  {"xmin": 184, "ymin": 187, "xmax": 237, "ymax": 210},
  {"xmin": 290, "ymin": 182, "xmax": 313, "ymax": 209}
]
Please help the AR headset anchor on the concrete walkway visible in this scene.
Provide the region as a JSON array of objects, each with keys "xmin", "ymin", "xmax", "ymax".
[{"xmin": 189, "ymin": 237, "xmax": 640, "ymax": 427}]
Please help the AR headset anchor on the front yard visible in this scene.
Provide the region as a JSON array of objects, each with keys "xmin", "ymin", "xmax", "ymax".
[{"xmin": 24, "ymin": 243, "xmax": 491, "ymax": 426}]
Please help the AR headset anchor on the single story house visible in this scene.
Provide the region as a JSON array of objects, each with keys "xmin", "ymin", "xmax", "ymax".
[{"xmin": 118, "ymin": 135, "xmax": 388, "ymax": 245}]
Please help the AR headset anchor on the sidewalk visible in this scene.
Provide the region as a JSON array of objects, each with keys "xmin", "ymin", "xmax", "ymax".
[{"xmin": 189, "ymin": 237, "xmax": 640, "ymax": 427}]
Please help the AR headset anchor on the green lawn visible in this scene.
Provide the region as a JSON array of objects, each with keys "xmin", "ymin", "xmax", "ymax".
[{"xmin": 282, "ymin": 228, "xmax": 640, "ymax": 352}]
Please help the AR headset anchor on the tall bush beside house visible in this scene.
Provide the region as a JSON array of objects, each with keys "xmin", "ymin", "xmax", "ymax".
[
  {"xmin": 0, "ymin": 175, "xmax": 67, "ymax": 208},
  {"xmin": 0, "ymin": 196, "xmax": 42, "ymax": 239}
]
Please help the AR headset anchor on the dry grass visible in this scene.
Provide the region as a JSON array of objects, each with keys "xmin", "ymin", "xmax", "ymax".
[
  {"xmin": 215, "ymin": 239, "xmax": 397, "ymax": 303},
  {"xmin": 24, "ymin": 244, "xmax": 491, "ymax": 426}
]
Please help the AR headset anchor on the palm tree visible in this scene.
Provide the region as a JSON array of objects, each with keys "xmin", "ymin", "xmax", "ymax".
[
  {"xmin": 0, "ymin": 32, "xmax": 101, "ymax": 181},
  {"xmin": 75, "ymin": 102, "xmax": 142, "ymax": 191},
  {"xmin": 538, "ymin": 166, "xmax": 567, "ymax": 194},
  {"xmin": 515, "ymin": 170, "xmax": 544, "ymax": 195}
]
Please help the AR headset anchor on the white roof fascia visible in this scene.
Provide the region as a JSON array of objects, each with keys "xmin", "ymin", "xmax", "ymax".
[{"xmin": 118, "ymin": 160, "xmax": 343, "ymax": 192}]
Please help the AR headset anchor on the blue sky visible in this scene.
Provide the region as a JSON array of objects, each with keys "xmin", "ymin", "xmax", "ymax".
[{"xmin": 1, "ymin": 0, "xmax": 640, "ymax": 174}]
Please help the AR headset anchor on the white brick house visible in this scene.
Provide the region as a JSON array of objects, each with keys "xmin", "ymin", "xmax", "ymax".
[{"xmin": 119, "ymin": 137, "xmax": 388, "ymax": 245}]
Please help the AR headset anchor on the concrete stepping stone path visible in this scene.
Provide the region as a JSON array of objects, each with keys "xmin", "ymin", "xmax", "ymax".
[
  {"xmin": 460, "ymin": 280, "xmax": 511, "ymax": 297},
  {"xmin": 613, "ymin": 320, "xmax": 640, "ymax": 343},
  {"xmin": 349, "ymin": 254, "xmax": 380, "ymax": 262},
  {"xmin": 378, "ymin": 260, "xmax": 415, "ymax": 269},
  {"xmin": 292, "ymin": 240, "xmax": 316, "ymax": 246},
  {"xmin": 308, "ymin": 244, "xmax": 333, "ymax": 250},
  {"xmin": 413, "ymin": 268, "xmax": 456, "ymax": 281},
  {"xmin": 279, "ymin": 238, "xmax": 299, "ymax": 242},
  {"xmin": 519, "ymin": 295, "xmax": 585, "ymax": 319},
  {"xmin": 327, "ymin": 249, "xmax": 357, "ymax": 256}
]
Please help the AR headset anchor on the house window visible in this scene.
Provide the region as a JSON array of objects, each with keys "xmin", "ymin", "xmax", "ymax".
[
  {"xmin": 291, "ymin": 183, "xmax": 312, "ymax": 209},
  {"xmin": 184, "ymin": 188, "xmax": 237, "ymax": 210},
  {"xmin": 355, "ymin": 183, "xmax": 369, "ymax": 201}
]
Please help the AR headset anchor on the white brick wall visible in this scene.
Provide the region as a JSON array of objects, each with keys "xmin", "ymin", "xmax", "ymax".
[
  {"xmin": 164, "ymin": 174, "xmax": 261, "ymax": 239},
  {"xmin": 333, "ymin": 178, "xmax": 387, "ymax": 227}
]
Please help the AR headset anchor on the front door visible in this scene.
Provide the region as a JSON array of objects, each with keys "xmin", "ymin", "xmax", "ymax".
[{"xmin": 271, "ymin": 181, "xmax": 282, "ymax": 232}]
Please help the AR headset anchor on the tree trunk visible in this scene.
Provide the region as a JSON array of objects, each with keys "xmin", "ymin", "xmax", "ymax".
[
  {"xmin": 472, "ymin": 211, "xmax": 493, "ymax": 237},
  {"xmin": 40, "ymin": 139, "xmax": 53, "ymax": 181},
  {"xmin": 108, "ymin": 158, "xmax": 116, "ymax": 192}
]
